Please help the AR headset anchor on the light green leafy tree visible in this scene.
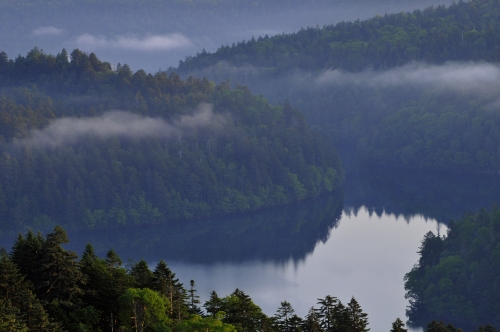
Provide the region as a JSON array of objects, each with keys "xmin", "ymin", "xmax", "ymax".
[{"xmin": 118, "ymin": 288, "xmax": 171, "ymax": 332}]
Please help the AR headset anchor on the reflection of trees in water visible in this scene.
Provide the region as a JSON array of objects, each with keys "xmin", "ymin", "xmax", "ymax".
[
  {"xmin": 65, "ymin": 190, "xmax": 344, "ymax": 264},
  {"xmin": 343, "ymin": 164, "xmax": 500, "ymax": 224}
]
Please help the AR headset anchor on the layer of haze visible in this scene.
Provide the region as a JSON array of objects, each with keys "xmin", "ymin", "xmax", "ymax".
[{"xmin": 17, "ymin": 103, "xmax": 224, "ymax": 148}]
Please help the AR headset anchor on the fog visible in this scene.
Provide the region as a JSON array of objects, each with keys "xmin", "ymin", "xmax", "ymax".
[
  {"xmin": 16, "ymin": 103, "xmax": 224, "ymax": 149},
  {"xmin": 0, "ymin": 0, "xmax": 454, "ymax": 72},
  {"xmin": 315, "ymin": 62, "xmax": 500, "ymax": 93}
]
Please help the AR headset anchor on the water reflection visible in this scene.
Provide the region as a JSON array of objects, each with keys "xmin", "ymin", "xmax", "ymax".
[
  {"xmin": 2, "ymin": 167, "xmax": 499, "ymax": 331},
  {"xmin": 159, "ymin": 208, "xmax": 441, "ymax": 332},
  {"xmin": 344, "ymin": 165, "xmax": 500, "ymax": 224},
  {"xmin": 65, "ymin": 190, "xmax": 344, "ymax": 264}
]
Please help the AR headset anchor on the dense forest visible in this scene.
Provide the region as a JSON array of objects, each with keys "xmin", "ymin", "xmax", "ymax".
[
  {"xmin": 0, "ymin": 226, "xmax": 371, "ymax": 332},
  {"xmin": 175, "ymin": 0, "xmax": 500, "ymax": 173},
  {"xmin": 0, "ymin": 226, "xmax": 496, "ymax": 332},
  {"xmin": 404, "ymin": 207, "xmax": 500, "ymax": 329},
  {"xmin": 0, "ymin": 48, "xmax": 343, "ymax": 234},
  {"xmin": 0, "ymin": 0, "xmax": 442, "ymax": 72}
]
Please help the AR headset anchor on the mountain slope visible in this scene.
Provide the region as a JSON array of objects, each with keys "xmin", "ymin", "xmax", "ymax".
[
  {"xmin": 0, "ymin": 49, "xmax": 343, "ymax": 234},
  {"xmin": 175, "ymin": 0, "xmax": 500, "ymax": 173}
]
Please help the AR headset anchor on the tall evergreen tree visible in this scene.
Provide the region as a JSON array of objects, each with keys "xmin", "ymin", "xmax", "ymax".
[
  {"xmin": 390, "ymin": 318, "xmax": 408, "ymax": 332},
  {"xmin": 130, "ymin": 259, "xmax": 153, "ymax": 289},
  {"xmin": 317, "ymin": 295, "xmax": 339, "ymax": 331},
  {"xmin": 34, "ymin": 226, "xmax": 84, "ymax": 304},
  {"xmin": 187, "ymin": 279, "xmax": 202, "ymax": 315},
  {"xmin": 10, "ymin": 231, "xmax": 44, "ymax": 282},
  {"xmin": 302, "ymin": 307, "xmax": 322, "ymax": 332},
  {"xmin": 204, "ymin": 291, "xmax": 222, "ymax": 318},
  {"xmin": 275, "ymin": 301, "xmax": 295, "ymax": 332},
  {"xmin": 0, "ymin": 252, "xmax": 61, "ymax": 332},
  {"xmin": 347, "ymin": 297, "xmax": 369, "ymax": 332}
]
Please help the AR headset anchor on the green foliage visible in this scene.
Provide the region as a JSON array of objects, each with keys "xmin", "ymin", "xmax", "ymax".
[
  {"xmin": 405, "ymin": 207, "xmax": 500, "ymax": 328},
  {"xmin": 175, "ymin": 0, "xmax": 500, "ymax": 174},
  {"xmin": 390, "ymin": 318, "xmax": 408, "ymax": 332},
  {"xmin": 118, "ymin": 288, "xmax": 171, "ymax": 332},
  {"xmin": 178, "ymin": 0, "xmax": 500, "ymax": 73},
  {"xmin": 174, "ymin": 314, "xmax": 236, "ymax": 332},
  {"xmin": 0, "ymin": 49, "xmax": 343, "ymax": 234}
]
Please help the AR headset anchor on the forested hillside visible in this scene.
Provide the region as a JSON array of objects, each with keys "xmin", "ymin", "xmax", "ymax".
[
  {"xmin": 0, "ymin": 0, "xmax": 444, "ymax": 72},
  {"xmin": 0, "ymin": 48, "xmax": 343, "ymax": 235},
  {"xmin": 175, "ymin": 0, "xmax": 500, "ymax": 173},
  {"xmin": 404, "ymin": 207, "xmax": 500, "ymax": 329}
]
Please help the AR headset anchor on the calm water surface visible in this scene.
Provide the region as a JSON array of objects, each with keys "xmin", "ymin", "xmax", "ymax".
[
  {"xmin": 165, "ymin": 208, "xmax": 443, "ymax": 332},
  {"xmin": 5, "ymin": 167, "xmax": 498, "ymax": 331}
]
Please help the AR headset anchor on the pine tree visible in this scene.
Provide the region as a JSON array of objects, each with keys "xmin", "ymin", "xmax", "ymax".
[
  {"xmin": 204, "ymin": 291, "xmax": 222, "ymax": 318},
  {"xmin": 0, "ymin": 299, "xmax": 28, "ymax": 332},
  {"xmin": 275, "ymin": 300, "xmax": 295, "ymax": 332},
  {"xmin": 390, "ymin": 318, "xmax": 408, "ymax": 332},
  {"xmin": 151, "ymin": 261, "xmax": 187, "ymax": 320},
  {"xmin": 317, "ymin": 295, "xmax": 339, "ymax": 331},
  {"xmin": 188, "ymin": 279, "xmax": 202, "ymax": 315},
  {"xmin": 105, "ymin": 249, "xmax": 122, "ymax": 268},
  {"xmin": 302, "ymin": 307, "xmax": 322, "ymax": 332},
  {"xmin": 130, "ymin": 259, "xmax": 153, "ymax": 289},
  {"xmin": 347, "ymin": 297, "xmax": 369, "ymax": 332},
  {"xmin": 10, "ymin": 231, "xmax": 44, "ymax": 282},
  {"xmin": 0, "ymin": 253, "xmax": 62, "ymax": 332}
]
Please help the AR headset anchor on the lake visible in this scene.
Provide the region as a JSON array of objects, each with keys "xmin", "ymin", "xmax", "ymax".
[{"xmin": 58, "ymin": 166, "xmax": 500, "ymax": 331}]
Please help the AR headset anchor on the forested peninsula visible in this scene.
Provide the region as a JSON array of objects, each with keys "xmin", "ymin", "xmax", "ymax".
[
  {"xmin": 175, "ymin": 0, "xmax": 500, "ymax": 173},
  {"xmin": 405, "ymin": 207, "xmax": 500, "ymax": 330},
  {"xmin": 0, "ymin": 49, "xmax": 343, "ymax": 235}
]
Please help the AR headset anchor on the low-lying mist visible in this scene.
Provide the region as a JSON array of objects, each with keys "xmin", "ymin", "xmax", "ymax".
[{"xmin": 14, "ymin": 103, "xmax": 225, "ymax": 149}]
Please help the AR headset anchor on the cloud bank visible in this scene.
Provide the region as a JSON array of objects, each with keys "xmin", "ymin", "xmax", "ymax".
[
  {"xmin": 315, "ymin": 62, "xmax": 500, "ymax": 93},
  {"xmin": 76, "ymin": 33, "xmax": 194, "ymax": 51},
  {"xmin": 23, "ymin": 103, "xmax": 223, "ymax": 148},
  {"xmin": 32, "ymin": 26, "xmax": 63, "ymax": 36}
]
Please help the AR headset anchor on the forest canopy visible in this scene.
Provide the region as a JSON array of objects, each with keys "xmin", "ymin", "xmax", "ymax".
[
  {"xmin": 0, "ymin": 48, "xmax": 343, "ymax": 235},
  {"xmin": 404, "ymin": 207, "xmax": 500, "ymax": 329},
  {"xmin": 175, "ymin": 0, "xmax": 500, "ymax": 173}
]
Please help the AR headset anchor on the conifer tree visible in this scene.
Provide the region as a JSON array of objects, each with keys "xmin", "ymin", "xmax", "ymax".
[
  {"xmin": 275, "ymin": 300, "xmax": 295, "ymax": 332},
  {"xmin": 188, "ymin": 279, "xmax": 202, "ymax": 315},
  {"xmin": 302, "ymin": 307, "xmax": 322, "ymax": 332},
  {"xmin": 105, "ymin": 249, "xmax": 122, "ymax": 268},
  {"xmin": 347, "ymin": 297, "xmax": 369, "ymax": 332},
  {"xmin": 34, "ymin": 226, "xmax": 84, "ymax": 304},
  {"xmin": 10, "ymin": 231, "xmax": 44, "ymax": 282},
  {"xmin": 130, "ymin": 259, "xmax": 153, "ymax": 289},
  {"xmin": 391, "ymin": 318, "xmax": 408, "ymax": 332},
  {"xmin": 0, "ymin": 252, "xmax": 62, "ymax": 331},
  {"xmin": 0, "ymin": 299, "xmax": 28, "ymax": 332},
  {"xmin": 317, "ymin": 295, "xmax": 339, "ymax": 331},
  {"xmin": 204, "ymin": 291, "xmax": 222, "ymax": 318}
]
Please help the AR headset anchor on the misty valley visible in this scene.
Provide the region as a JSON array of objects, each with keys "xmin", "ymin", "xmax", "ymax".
[{"xmin": 1, "ymin": 0, "xmax": 500, "ymax": 331}]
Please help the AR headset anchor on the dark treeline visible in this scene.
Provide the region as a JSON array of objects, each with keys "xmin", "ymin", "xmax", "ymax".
[
  {"xmin": 405, "ymin": 207, "xmax": 500, "ymax": 330},
  {"xmin": 175, "ymin": 0, "xmax": 500, "ymax": 173},
  {"xmin": 0, "ymin": 225, "xmax": 372, "ymax": 331},
  {"xmin": 178, "ymin": 0, "xmax": 500, "ymax": 73},
  {"xmin": 0, "ymin": 49, "xmax": 343, "ymax": 235},
  {"xmin": 0, "ymin": 0, "xmax": 445, "ymax": 72},
  {"xmin": 1, "ymin": 226, "xmax": 495, "ymax": 331},
  {"xmin": 343, "ymin": 165, "xmax": 500, "ymax": 224}
]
